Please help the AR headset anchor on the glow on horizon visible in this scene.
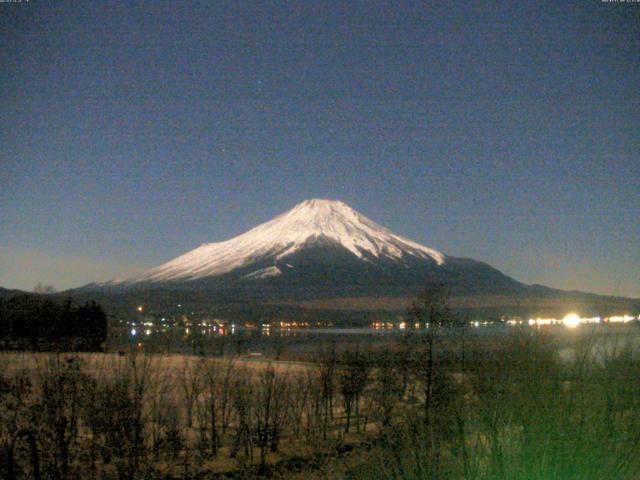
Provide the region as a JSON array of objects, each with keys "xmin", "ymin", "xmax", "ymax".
[
  {"xmin": 562, "ymin": 313, "xmax": 581, "ymax": 329},
  {"xmin": 522, "ymin": 313, "xmax": 638, "ymax": 328}
]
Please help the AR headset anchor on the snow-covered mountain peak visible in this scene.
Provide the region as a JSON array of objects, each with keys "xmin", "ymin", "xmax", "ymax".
[
  {"xmin": 122, "ymin": 199, "xmax": 445, "ymax": 284},
  {"xmin": 273, "ymin": 198, "xmax": 381, "ymax": 234}
]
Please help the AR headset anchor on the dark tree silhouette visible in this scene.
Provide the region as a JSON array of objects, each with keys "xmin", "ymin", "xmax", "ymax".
[{"xmin": 0, "ymin": 294, "xmax": 108, "ymax": 350}]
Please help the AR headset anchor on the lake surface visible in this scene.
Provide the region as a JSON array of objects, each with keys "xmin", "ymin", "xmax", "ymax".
[{"xmin": 107, "ymin": 322, "xmax": 640, "ymax": 359}]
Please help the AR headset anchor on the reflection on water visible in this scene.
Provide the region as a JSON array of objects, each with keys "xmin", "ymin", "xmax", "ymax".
[
  {"xmin": 108, "ymin": 316, "xmax": 640, "ymax": 359},
  {"xmin": 558, "ymin": 330, "xmax": 640, "ymax": 363}
]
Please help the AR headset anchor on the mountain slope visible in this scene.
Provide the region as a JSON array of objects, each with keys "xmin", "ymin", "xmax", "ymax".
[
  {"xmin": 76, "ymin": 199, "xmax": 640, "ymax": 320},
  {"xmin": 111, "ymin": 199, "xmax": 446, "ymax": 286},
  {"xmin": 83, "ymin": 199, "xmax": 531, "ymax": 301},
  {"xmin": 0, "ymin": 287, "xmax": 27, "ymax": 298}
]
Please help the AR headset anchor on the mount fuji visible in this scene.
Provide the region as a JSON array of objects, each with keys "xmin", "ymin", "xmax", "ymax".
[
  {"xmin": 93, "ymin": 199, "xmax": 524, "ymax": 297},
  {"xmin": 78, "ymin": 199, "xmax": 638, "ymax": 320}
]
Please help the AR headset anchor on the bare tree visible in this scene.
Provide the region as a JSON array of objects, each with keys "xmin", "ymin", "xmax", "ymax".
[
  {"xmin": 146, "ymin": 356, "xmax": 173, "ymax": 459},
  {"xmin": 407, "ymin": 281, "xmax": 453, "ymax": 428},
  {"xmin": 338, "ymin": 349, "xmax": 370, "ymax": 434},
  {"xmin": 82, "ymin": 350, "xmax": 153, "ymax": 480},
  {"xmin": 198, "ymin": 357, "xmax": 231, "ymax": 457},
  {"xmin": 302, "ymin": 368, "xmax": 325, "ymax": 444},
  {"xmin": 219, "ymin": 359, "xmax": 236, "ymax": 435},
  {"xmin": 230, "ymin": 368, "xmax": 253, "ymax": 463},
  {"xmin": 318, "ymin": 343, "xmax": 338, "ymax": 439},
  {"xmin": 371, "ymin": 349, "xmax": 405, "ymax": 429},
  {"xmin": 178, "ymin": 356, "xmax": 203, "ymax": 429},
  {"xmin": 288, "ymin": 371, "xmax": 310, "ymax": 438},
  {"xmin": 37, "ymin": 355, "xmax": 88, "ymax": 478},
  {"xmin": 252, "ymin": 365, "xmax": 290, "ymax": 470}
]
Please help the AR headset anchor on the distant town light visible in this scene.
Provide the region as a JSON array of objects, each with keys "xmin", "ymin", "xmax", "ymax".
[
  {"xmin": 562, "ymin": 313, "xmax": 581, "ymax": 329},
  {"xmin": 137, "ymin": 306, "xmax": 143, "ymax": 312},
  {"xmin": 131, "ymin": 328, "xmax": 137, "ymax": 336}
]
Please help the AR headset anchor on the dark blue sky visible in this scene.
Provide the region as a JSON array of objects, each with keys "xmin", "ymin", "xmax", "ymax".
[{"xmin": 1, "ymin": 1, "xmax": 639, "ymax": 297}]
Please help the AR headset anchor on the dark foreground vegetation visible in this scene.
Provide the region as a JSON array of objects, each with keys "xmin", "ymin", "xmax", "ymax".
[
  {"xmin": 2, "ymin": 287, "xmax": 640, "ymax": 479},
  {"xmin": 0, "ymin": 295, "xmax": 107, "ymax": 351}
]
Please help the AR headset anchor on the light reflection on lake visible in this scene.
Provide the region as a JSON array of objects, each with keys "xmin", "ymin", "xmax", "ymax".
[{"xmin": 109, "ymin": 321, "xmax": 640, "ymax": 359}]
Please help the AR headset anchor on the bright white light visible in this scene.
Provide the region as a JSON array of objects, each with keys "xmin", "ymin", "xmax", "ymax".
[
  {"xmin": 582, "ymin": 316, "xmax": 601, "ymax": 324},
  {"xmin": 562, "ymin": 313, "xmax": 581, "ymax": 329},
  {"xmin": 145, "ymin": 329, "xmax": 151, "ymax": 336},
  {"xmin": 130, "ymin": 328, "xmax": 137, "ymax": 336},
  {"xmin": 529, "ymin": 318, "xmax": 557, "ymax": 326}
]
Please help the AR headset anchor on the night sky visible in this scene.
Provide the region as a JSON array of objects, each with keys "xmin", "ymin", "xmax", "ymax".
[{"xmin": 1, "ymin": 1, "xmax": 639, "ymax": 297}]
